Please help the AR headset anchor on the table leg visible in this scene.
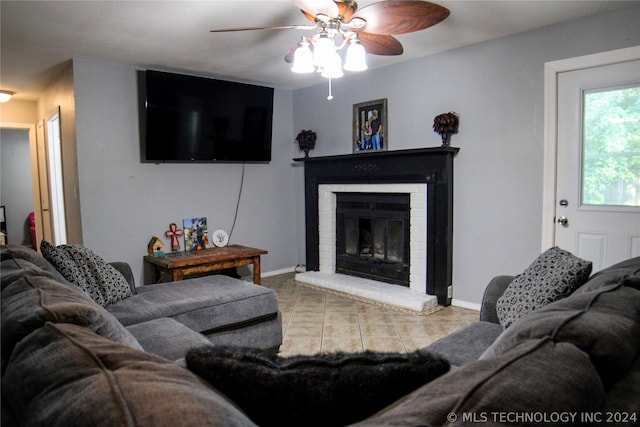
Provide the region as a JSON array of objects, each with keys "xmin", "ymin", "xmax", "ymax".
[
  {"xmin": 253, "ymin": 256, "xmax": 262, "ymax": 285},
  {"xmin": 172, "ymin": 269, "xmax": 185, "ymax": 282}
]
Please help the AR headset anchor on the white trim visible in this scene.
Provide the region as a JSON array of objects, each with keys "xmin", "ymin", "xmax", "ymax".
[
  {"xmin": 317, "ymin": 183, "xmax": 428, "ymax": 294},
  {"xmin": 542, "ymin": 46, "xmax": 640, "ymax": 251},
  {"xmin": 451, "ymin": 299, "xmax": 481, "ymax": 312}
]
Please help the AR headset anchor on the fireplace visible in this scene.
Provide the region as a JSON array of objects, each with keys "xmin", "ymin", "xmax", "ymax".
[
  {"xmin": 336, "ymin": 192, "xmax": 410, "ymax": 286},
  {"xmin": 297, "ymin": 147, "xmax": 458, "ymax": 306}
]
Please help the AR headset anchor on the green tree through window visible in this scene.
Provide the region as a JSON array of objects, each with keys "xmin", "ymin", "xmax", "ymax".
[{"xmin": 583, "ymin": 85, "xmax": 640, "ymax": 206}]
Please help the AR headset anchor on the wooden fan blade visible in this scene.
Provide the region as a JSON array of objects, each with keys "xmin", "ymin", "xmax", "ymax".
[
  {"xmin": 353, "ymin": 1, "xmax": 449, "ymax": 35},
  {"xmin": 292, "ymin": 0, "xmax": 339, "ymax": 19},
  {"xmin": 357, "ymin": 32, "xmax": 403, "ymax": 56},
  {"xmin": 210, "ymin": 24, "xmax": 315, "ymax": 33},
  {"xmin": 284, "ymin": 44, "xmax": 299, "ymax": 63},
  {"xmin": 336, "ymin": 1, "xmax": 357, "ymax": 21}
]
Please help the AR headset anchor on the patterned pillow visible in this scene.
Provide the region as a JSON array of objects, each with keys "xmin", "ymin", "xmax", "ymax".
[
  {"xmin": 495, "ymin": 246, "xmax": 592, "ymax": 328},
  {"xmin": 40, "ymin": 241, "xmax": 132, "ymax": 307}
]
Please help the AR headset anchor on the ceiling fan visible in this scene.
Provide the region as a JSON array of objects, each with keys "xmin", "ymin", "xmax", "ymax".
[{"xmin": 210, "ymin": 0, "xmax": 450, "ymax": 99}]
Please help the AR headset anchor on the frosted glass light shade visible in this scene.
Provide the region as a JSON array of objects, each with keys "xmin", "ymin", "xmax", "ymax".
[
  {"xmin": 344, "ymin": 41, "xmax": 368, "ymax": 72},
  {"xmin": 0, "ymin": 90, "xmax": 15, "ymax": 103},
  {"xmin": 313, "ymin": 35, "xmax": 334, "ymax": 68},
  {"xmin": 320, "ymin": 51, "xmax": 344, "ymax": 79},
  {"xmin": 291, "ymin": 44, "xmax": 314, "ymax": 73}
]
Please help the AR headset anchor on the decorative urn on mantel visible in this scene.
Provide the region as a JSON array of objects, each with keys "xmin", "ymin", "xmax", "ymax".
[
  {"xmin": 433, "ymin": 112, "xmax": 459, "ymax": 147},
  {"xmin": 295, "ymin": 129, "xmax": 317, "ymax": 158}
]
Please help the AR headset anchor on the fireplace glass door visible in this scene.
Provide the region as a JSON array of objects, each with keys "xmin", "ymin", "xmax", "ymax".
[{"xmin": 336, "ymin": 193, "xmax": 410, "ymax": 286}]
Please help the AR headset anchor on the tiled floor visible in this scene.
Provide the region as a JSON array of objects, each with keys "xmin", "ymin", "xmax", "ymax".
[{"xmin": 261, "ymin": 273, "xmax": 479, "ymax": 357}]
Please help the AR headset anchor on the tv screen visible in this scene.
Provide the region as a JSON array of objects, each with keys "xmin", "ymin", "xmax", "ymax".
[{"xmin": 141, "ymin": 70, "xmax": 274, "ymax": 162}]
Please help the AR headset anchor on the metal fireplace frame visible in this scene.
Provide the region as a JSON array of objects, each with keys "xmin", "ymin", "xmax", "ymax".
[{"xmin": 296, "ymin": 147, "xmax": 459, "ymax": 306}]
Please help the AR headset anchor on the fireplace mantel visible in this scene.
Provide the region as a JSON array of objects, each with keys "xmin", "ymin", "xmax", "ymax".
[{"xmin": 296, "ymin": 147, "xmax": 459, "ymax": 306}]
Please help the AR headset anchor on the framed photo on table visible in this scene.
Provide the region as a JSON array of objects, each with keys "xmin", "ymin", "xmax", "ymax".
[{"xmin": 353, "ymin": 98, "xmax": 387, "ymax": 153}]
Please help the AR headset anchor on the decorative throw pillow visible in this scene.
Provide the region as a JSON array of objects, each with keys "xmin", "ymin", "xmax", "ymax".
[
  {"xmin": 40, "ymin": 240, "xmax": 132, "ymax": 307},
  {"xmin": 186, "ymin": 346, "xmax": 450, "ymax": 427},
  {"xmin": 496, "ymin": 246, "xmax": 592, "ymax": 328}
]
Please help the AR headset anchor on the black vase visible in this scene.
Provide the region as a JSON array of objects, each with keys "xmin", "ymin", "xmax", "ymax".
[{"xmin": 440, "ymin": 133, "xmax": 451, "ymax": 147}]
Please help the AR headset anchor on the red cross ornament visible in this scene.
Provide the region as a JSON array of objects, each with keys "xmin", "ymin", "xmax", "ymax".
[{"xmin": 165, "ymin": 223, "xmax": 184, "ymax": 252}]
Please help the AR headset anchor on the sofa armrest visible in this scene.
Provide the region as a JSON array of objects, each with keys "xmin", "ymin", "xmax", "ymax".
[
  {"xmin": 479, "ymin": 275, "xmax": 514, "ymax": 324},
  {"xmin": 109, "ymin": 262, "xmax": 136, "ymax": 295}
]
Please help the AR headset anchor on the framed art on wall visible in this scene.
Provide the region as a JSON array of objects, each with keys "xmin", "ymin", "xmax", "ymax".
[{"xmin": 353, "ymin": 98, "xmax": 387, "ymax": 153}]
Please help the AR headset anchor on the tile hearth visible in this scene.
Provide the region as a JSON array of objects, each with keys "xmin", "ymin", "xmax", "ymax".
[
  {"xmin": 294, "ymin": 271, "xmax": 438, "ymax": 313},
  {"xmin": 262, "ymin": 273, "xmax": 477, "ymax": 357}
]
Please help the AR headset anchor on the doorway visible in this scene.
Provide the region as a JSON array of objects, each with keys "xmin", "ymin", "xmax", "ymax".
[
  {"xmin": 0, "ymin": 123, "xmax": 41, "ymax": 249},
  {"xmin": 543, "ymin": 46, "xmax": 640, "ymax": 271},
  {"xmin": 0, "ymin": 128, "xmax": 35, "ymax": 247}
]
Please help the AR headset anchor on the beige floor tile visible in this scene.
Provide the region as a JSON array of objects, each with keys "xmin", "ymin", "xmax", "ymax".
[
  {"xmin": 323, "ymin": 322, "xmax": 361, "ymax": 337},
  {"xmin": 359, "ymin": 323, "xmax": 399, "ymax": 337},
  {"xmin": 394, "ymin": 322, "xmax": 439, "ymax": 338},
  {"xmin": 362, "ymin": 336, "xmax": 406, "ymax": 353},
  {"xmin": 322, "ymin": 337, "xmax": 364, "ymax": 353},
  {"xmin": 262, "ymin": 272, "xmax": 478, "ymax": 355},
  {"xmin": 357, "ymin": 313, "xmax": 396, "ymax": 324},
  {"xmin": 323, "ymin": 312, "xmax": 358, "ymax": 323}
]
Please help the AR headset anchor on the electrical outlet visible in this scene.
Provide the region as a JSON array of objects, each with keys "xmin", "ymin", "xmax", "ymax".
[{"xmin": 447, "ymin": 285, "xmax": 453, "ymax": 299}]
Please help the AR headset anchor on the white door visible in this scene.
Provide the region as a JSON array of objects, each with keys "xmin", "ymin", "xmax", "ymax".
[{"xmin": 556, "ymin": 59, "xmax": 640, "ymax": 272}]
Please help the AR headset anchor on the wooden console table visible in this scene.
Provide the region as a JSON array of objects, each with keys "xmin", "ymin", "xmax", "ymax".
[{"xmin": 144, "ymin": 245, "xmax": 267, "ymax": 285}]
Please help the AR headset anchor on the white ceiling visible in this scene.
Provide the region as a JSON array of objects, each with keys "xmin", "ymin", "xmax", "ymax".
[{"xmin": 1, "ymin": 0, "xmax": 635, "ymax": 101}]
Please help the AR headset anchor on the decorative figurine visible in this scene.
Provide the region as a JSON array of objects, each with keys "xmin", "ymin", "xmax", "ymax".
[
  {"xmin": 147, "ymin": 237, "xmax": 165, "ymax": 257},
  {"xmin": 165, "ymin": 223, "xmax": 183, "ymax": 252}
]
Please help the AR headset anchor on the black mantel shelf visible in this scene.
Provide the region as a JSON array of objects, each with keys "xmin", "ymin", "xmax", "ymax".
[
  {"xmin": 293, "ymin": 146, "xmax": 460, "ymax": 163},
  {"xmin": 298, "ymin": 147, "xmax": 459, "ymax": 306}
]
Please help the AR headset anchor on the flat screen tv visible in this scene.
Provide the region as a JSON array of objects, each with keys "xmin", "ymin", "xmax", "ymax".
[{"xmin": 141, "ymin": 70, "xmax": 274, "ymax": 163}]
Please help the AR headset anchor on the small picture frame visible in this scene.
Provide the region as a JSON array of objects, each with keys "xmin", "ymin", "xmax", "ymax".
[
  {"xmin": 183, "ymin": 217, "xmax": 209, "ymax": 251},
  {"xmin": 353, "ymin": 98, "xmax": 388, "ymax": 153}
]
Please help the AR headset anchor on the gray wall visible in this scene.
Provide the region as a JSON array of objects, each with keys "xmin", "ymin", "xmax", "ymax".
[
  {"xmin": 72, "ymin": 59, "xmax": 299, "ymax": 286},
  {"xmin": 0, "ymin": 128, "xmax": 34, "ymax": 247},
  {"xmin": 68, "ymin": 5, "xmax": 639, "ymax": 303},
  {"xmin": 292, "ymin": 5, "xmax": 640, "ymax": 306}
]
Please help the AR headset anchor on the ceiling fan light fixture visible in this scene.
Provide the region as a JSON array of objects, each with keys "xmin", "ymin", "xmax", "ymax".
[
  {"xmin": 0, "ymin": 90, "xmax": 15, "ymax": 103},
  {"xmin": 343, "ymin": 39, "xmax": 367, "ymax": 72},
  {"xmin": 320, "ymin": 51, "xmax": 344, "ymax": 79},
  {"xmin": 291, "ymin": 41, "xmax": 315, "ymax": 73},
  {"xmin": 312, "ymin": 32, "xmax": 334, "ymax": 67}
]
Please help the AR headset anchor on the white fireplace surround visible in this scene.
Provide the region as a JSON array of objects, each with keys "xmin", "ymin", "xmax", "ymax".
[{"xmin": 295, "ymin": 183, "xmax": 438, "ymax": 312}]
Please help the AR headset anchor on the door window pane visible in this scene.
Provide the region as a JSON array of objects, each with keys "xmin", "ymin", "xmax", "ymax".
[{"xmin": 582, "ymin": 85, "xmax": 640, "ymax": 206}]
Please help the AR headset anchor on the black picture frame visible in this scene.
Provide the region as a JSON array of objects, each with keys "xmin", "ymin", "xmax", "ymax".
[{"xmin": 353, "ymin": 98, "xmax": 388, "ymax": 153}]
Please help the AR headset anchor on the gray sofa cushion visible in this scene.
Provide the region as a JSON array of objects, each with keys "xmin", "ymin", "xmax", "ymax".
[
  {"xmin": 2, "ymin": 322, "xmax": 257, "ymax": 427},
  {"xmin": 424, "ymin": 321, "xmax": 504, "ymax": 366},
  {"xmin": 496, "ymin": 246, "xmax": 592, "ymax": 328},
  {"xmin": 482, "ymin": 275, "xmax": 640, "ymax": 387},
  {"xmin": 126, "ymin": 317, "xmax": 212, "ymax": 361},
  {"xmin": 1, "ymin": 274, "xmax": 142, "ymax": 367},
  {"xmin": 204, "ymin": 311, "xmax": 283, "ymax": 352},
  {"xmin": 354, "ymin": 338, "xmax": 606, "ymax": 426},
  {"xmin": 187, "ymin": 346, "xmax": 450, "ymax": 427},
  {"xmin": 107, "ymin": 275, "xmax": 279, "ymax": 333},
  {"xmin": 1, "ymin": 245, "xmax": 68, "ymax": 289},
  {"xmin": 41, "ymin": 240, "xmax": 132, "ymax": 307},
  {"xmin": 1, "ymin": 244, "xmax": 65, "ymax": 277}
]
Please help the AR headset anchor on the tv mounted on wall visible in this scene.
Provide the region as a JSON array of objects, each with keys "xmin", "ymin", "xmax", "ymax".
[{"xmin": 140, "ymin": 70, "xmax": 274, "ymax": 163}]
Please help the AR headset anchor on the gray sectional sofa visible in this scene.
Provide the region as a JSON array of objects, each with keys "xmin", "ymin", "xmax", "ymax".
[{"xmin": 2, "ymin": 243, "xmax": 639, "ymax": 426}]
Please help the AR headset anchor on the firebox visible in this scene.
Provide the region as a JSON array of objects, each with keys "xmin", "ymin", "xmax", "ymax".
[{"xmin": 335, "ymin": 192, "xmax": 410, "ymax": 286}]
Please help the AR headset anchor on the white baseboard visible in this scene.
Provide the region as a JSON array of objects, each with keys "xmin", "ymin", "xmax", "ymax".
[
  {"xmin": 261, "ymin": 266, "xmax": 297, "ymax": 277},
  {"xmin": 452, "ymin": 299, "xmax": 481, "ymax": 311}
]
